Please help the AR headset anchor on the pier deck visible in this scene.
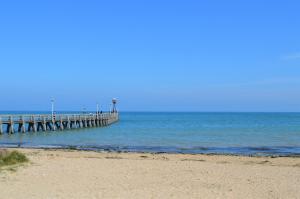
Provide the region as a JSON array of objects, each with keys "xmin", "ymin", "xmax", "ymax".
[{"xmin": 0, "ymin": 113, "xmax": 119, "ymax": 134}]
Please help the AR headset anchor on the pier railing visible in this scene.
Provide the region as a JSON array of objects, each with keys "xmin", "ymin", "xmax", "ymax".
[{"xmin": 0, "ymin": 112, "xmax": 119, "ymax": 134}]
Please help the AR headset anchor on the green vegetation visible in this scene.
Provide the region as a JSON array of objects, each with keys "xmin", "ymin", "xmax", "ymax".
[{"xmin": 0, "ymin": 150, "xmax": 28, "ymax": 167}]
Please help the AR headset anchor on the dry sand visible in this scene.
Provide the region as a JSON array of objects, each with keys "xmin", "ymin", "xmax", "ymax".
[{"xmin": 0, "ymin": 148, "xmax": 300, "ymax": 199}]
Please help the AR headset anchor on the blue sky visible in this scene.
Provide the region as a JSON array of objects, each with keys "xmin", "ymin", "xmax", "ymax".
[{"xmin": 0, "ymin": 0, "xmax": 299, "ymax": 112}]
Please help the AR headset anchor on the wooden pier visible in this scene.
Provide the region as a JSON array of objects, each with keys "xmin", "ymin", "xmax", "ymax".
[{"xmin": 0, "ymin": 112, "xmax": 119, "ymax": 134}]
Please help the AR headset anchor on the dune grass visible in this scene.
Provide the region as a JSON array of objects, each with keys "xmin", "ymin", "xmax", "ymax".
[{"xmin": 0, "ymin": 150, "xmax": 28, "ymax": 168}]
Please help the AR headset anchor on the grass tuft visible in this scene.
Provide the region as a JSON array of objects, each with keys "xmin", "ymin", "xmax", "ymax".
[{"xmin": 0, "ymin": 150, "xmax": 28, "ymax": 167}]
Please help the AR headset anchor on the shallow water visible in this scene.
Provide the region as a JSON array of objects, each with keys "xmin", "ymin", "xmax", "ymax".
[{"xmin": 1, "ymin": 112, "xmax": 300, "ymax": 156}]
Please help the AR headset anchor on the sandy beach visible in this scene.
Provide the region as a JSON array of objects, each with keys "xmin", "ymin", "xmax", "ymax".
[{"xmin": 0, "ymin": 148, "xmax": 299, "ymax": 199}]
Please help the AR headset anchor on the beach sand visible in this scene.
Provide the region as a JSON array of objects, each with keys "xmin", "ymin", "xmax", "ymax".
[{"xmin": 0, "ymin": 149, "xmax": 299, "ymax": 199}]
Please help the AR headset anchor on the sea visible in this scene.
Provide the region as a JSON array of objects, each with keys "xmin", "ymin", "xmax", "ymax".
[{"xmin": 1, "ymin": 112, "xmax": 300, "ymax": 156}]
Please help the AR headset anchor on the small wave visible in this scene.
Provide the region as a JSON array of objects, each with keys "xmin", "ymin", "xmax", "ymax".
[
  {"xmin": 247, "ymin": 147, "xmax": 276, "ymax": 151},
  {"xmin": 179, "ymin": 146, "xmax": 209, "ymax": 151}
]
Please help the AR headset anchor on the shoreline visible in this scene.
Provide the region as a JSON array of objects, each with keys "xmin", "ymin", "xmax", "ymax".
[
  {"xmin": 1, "ymin": 145, "xmax": 300, "ymax": 157},
  {"xmin": 1, "ymin": 148, "xmax": 300, "ymax": 198}
]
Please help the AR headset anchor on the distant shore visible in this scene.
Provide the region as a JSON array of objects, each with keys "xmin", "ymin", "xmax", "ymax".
[{"xmin": 0, "ymin": 148, "xmax": 299, "ymax": 199}]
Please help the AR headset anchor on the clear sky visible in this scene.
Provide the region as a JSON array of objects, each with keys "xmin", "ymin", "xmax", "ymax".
[{"xmin": 0, "ymin": 0, "xmax": 299, "ymax": 112}]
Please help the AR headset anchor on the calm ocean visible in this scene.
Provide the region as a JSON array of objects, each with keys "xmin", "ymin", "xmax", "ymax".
[{"xmin": 1, "ymin": 112, "xmax": 300, "ymax": 156}]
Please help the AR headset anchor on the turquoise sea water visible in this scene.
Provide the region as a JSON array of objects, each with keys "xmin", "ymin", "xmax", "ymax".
[{"xmin": 1, "ymin": 112, "xmax": 300, "ymax": 156}]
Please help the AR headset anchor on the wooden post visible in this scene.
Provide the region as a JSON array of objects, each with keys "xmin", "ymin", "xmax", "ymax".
[
  {"xmin": 95, "ymin": 114, "xmax": 98, "ymax": 126},
  {"xmin": 67, "ymin": 116, "xmax": 71, "ymax": 129},
  {"xmin": 18, "ymin": 116, "xmax": 22, "ymax": 132},
  {"xmin": 70, "ymin": 115, "xmax": 74, "ymax": 128},
  {"xmin": 90, "ymin": 116, "xmax": 92, "ymax": 127},
  {"xmin": 33, "ymin": 115, "xmax": 37, "ymax": 132},
  {"xmin": 80, "ymin": 116, "xmax": 83, "ymax": 128},
  {"xmin": 98, "ymin": 114, "xmax": 101, "ymax": 126},
  {"xmin": 78, "ymin": 116, "xmax": 81, "ymax": 128},
  {"xmin": 101, "ymin": 115, "xmax": 105, "ymax": 126},
  {"xmin": 52, "ymin": 115, "xmax": 56, "ymax": 131},
  {"xmin": 21, "ymin": 116, "xmax": 25, "ymax": 133},
  {"xmin": 88, "ymin": 116, "xmax": 91, "ymax": 127},
  {"xmin": 42, "ymin": 116, "xmax": 46, "ymax": 131},
  {"xmin": 36, "ymin": 116, "xmax": 41, "ymax": 131},
  {"xmin": 73, "ymin": 115, "xmax": 77, "ymax": 128},
  {"xmin": 9, "ymin": 115, "xmax": 14, "ymax": 134},
  {"xmin": 84, "ymin": 116, "xmax": 87, "ymax": 128},
  {"xmin": 46, "ymin": 121, "xmax": 51, "ymax": 131},
  {"xmin": 93, "ymin": 115, "xmax": 96, "ymax": 127},
  {"xmin": 86, "ymin": 116, "xmax": 89, "ymax": 127},
  {"xmin": 102, "ymin": 115, "xmax": 105, "ymax": 126},
  {"xmin": 60, "ymin": 116, "xmax": 64, "ymax": 130}
]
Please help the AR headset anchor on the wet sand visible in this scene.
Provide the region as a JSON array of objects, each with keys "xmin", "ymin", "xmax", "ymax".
[{"xmin": 0, "ymin": 148, "xmax": 300, "ymax": 199}]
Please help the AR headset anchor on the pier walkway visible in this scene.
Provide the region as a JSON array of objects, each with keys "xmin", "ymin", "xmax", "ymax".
[{"xmin": 0, "ymin": 112, "xmax": 119, "ymax": 134}]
